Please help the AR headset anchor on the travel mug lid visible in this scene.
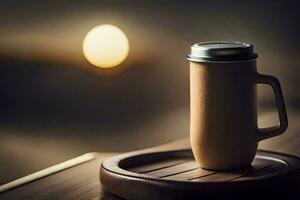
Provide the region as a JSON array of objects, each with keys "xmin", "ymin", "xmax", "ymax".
[{"xmin": 187, "ymin": 41, "xmax": 258, "ymax": 62}]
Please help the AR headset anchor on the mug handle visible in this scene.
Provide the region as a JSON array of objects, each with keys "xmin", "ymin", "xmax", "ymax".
[{"xmin": 256, "ymin": 73, "xmax": 288, "ymax": 141}]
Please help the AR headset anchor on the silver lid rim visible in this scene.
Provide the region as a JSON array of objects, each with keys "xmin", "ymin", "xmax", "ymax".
[
  {"xmin": 187, "ymin": 57, "xmax": 258, "ymax": 63},
  {"xmin": 187, "ymin": 41, "xmax": 258, "ymax": 63},
  {"xmin": 186, "ymin": 54, "xmax": 258, "ymax": 63}
]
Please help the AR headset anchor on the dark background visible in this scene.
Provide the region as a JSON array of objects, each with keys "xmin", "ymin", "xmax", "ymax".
[{"xmin": 0, "ymin": 0, "xmax": 299, "ymax": 184}]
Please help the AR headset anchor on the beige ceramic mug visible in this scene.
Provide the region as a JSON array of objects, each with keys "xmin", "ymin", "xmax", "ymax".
[{"xmin": 188, "ymin": 42, "xmax": 288, "ymax": 170}]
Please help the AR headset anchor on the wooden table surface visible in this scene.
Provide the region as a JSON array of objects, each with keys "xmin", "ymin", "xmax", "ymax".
[{"xmin": 0, "ymin": 111, "xmax": 300, "ymax": 200}]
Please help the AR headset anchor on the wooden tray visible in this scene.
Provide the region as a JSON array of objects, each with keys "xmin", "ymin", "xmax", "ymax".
[{"xmin": 100, "ymin": 149, "xmax": 300, "ymax": 199}]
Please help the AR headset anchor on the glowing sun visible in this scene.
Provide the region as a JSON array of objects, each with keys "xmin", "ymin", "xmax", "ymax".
[{"xmin": 82, "ymin": 24, "xmax": 129, "ymax": 68}]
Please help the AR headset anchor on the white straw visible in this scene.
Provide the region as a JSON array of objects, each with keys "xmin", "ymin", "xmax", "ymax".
[{"xmin": 0, "ymin": 152, "xmax": 97, "ymax": 193}]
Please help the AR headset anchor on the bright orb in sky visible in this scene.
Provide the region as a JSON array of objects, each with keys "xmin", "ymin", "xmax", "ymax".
[{"xmin": 82, "ymin": 24, "xmax": 129, "ymax": 68}]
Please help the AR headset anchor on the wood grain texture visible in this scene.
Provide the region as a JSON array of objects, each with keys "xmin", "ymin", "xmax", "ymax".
[
  {"xmin": 0, "ymin": 152, "xmax": 115, "ymax": 200},
  {"xmin": 100, "ymin": 149, "xmax": 300, "ymax": 199},
  {"xmin": 0, "ymin": 112, "xmax": 300, "ymax": 200},
  {"xmin": 0, "ymin": 139, "xmax": 190, "ymax": 200}
]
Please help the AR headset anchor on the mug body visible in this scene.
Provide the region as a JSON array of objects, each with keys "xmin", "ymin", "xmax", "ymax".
[
  {"xmin": 188, "ymin": 42, "xmax": 259, "ymax": 170},
  {"xmin": 190, "ymin": 60, "xmax": 258, "ymax": 170}
]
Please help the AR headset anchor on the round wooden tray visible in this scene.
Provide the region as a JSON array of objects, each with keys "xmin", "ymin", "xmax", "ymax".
[{"xmin": 100, "ymin": 149, "xmax": 300, "ymax": 199}]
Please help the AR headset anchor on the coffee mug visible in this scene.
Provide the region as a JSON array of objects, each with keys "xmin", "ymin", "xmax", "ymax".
[{"xmin": 187, "ymin": 42, "xmax": 288, "ymax": 170}]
